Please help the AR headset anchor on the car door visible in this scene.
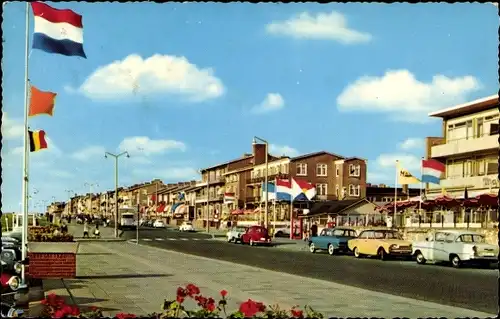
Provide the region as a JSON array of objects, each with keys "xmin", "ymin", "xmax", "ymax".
[
  {"xmin": 315, "ymin": 229, "xmax": 328, "ymax": 249},
  {"xmin": 432, "ymin": 232, "xmax": 448, "ymax": 261},
  {"xmin": 357, "ymin": 231, "xmax": 373, "ymax": 254}
]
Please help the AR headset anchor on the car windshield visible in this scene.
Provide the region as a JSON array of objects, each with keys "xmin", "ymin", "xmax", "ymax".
[
  {"xmin": 122, "ymin": 214, "xmax": 134, "ymax": 219},
  {"xmin": 374, "ymin": 231, "xmax": 402, "ymax": 240},
  {"xmin": 458, "ymin": 234, "xmax": 485, "ymax": 243}
]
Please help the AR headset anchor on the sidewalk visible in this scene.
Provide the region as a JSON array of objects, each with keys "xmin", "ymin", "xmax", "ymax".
[
  {"xmin": 36, "ymin": 241, "xmax": 493, "ymax": 317},
  {"xmin": 68, "ymin": 224, "xmax": 125, "ymax": 242}
]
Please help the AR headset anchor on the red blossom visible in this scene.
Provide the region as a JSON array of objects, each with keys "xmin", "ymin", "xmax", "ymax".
[
  {"xmin": 176, "ymin": 295, "xmax": 185, "ymax": 304},
  {"xmin": 206, "ymin": 302, "xmax": 216, "ymax": 312},
  {"xmin": 291, "ymin": 307, "xmax": 303, "ymax": 318},
  {"xmin": 176, "ymin": 287, "xmax": 187, "ymax": 298},
  {"xmin": 89, "ymin": 306, "xmax": 98, "ymax": 312},
  {"xmin": 116, "ymin": 313, "xmax": 137, "ymax": 319},
  {"xmin": 220, "ymin": 290, "xmax": 228, "ymax": 298},
  {"xmin": 185, "ymin": 283, "xmax": 200, "ymax": 297},
  {"xmin": 53, "ymin": 309, "xmax": 66, "ymax": 319},
  {"xmin": 239, "ymin": 299, "xmax": 265, "ymax": 317}
]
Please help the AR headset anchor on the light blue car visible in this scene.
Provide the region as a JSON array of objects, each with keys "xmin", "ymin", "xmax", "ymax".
[{"xmin": 308, "ymin": 228, "xmax": 357, "ymax": 255}]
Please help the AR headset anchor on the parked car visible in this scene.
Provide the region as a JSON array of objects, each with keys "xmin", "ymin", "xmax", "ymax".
[
  {"xmin": 347, "ymin": 229, "xmax": 412, "ymax": 260},
  {"xmin": 273, "ymin": 225, "xmax": 290, "ymax": 237},
  {"xmin": 309, "ymin": 228, "xmax": 357, "ymax": 255},
  {"xmin": 412, "ymin": 230, "xmax": 498, "ymax": 268},
  {"xmin": 153, "ymin": 220, "xmax": 165, "ymax": 228},
  {"xmin": 226, "ymin": 226, "xmax": 247, "ymax": 243},
  {"xmin": 240, "ymin": 226, "xmax": 272, "ymax": 246},
  {"xmin": 179, "ymin": 221, "xmax": 195, "ymax": 232}
]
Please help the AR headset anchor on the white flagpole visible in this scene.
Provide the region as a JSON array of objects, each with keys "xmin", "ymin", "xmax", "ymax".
[
  {"xmin": 419, "ymin": 157, "xmax": 423, "ymax": 214},
  {"xmin": 273, "ymin": 178, "xmax": 277, "ymax": 238},
  {"xmin": 394, "ymin": 160, "xmax": 398, "ymax": 227},
  {"xmin": 21, "ymin": 1, "xmax": 31, "ymax": 285}
]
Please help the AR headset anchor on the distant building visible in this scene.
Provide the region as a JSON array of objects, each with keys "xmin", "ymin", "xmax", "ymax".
[{"xmin": 425, "ymin": 95, "xmax": 499, "ymax": 198}]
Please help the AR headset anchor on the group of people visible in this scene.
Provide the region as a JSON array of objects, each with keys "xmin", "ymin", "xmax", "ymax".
[{"xmin": 82, "ymin": 220, "xmax": 101, "ymax": 238}]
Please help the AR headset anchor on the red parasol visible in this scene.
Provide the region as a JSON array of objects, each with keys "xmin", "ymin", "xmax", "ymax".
[
  {"xmin": 434, "ymin": 195, "xmax": 459, "ymax": 208},
  {"xmin": 475, "ymin": 193, "xmax": 498, "ymax": 207}
]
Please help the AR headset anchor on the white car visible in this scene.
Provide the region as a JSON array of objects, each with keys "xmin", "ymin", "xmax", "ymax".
[
  {"xmin": 153, "ymin": 220, "xmax": 165, "ymax": 228},
  {"xmin": 226, "ymin": 226, "xmax": 247, "ymax": 243},
  {"xmin": 412, "ymin": 230, "xmax": 498, "ymax": 268},
  {"xmin": 273, "ymin": 225, "xmax": 290, "ymax": 237},
  {"xmin": 179, "ymin": 221, "xmax": 195, "ymax": 232}
]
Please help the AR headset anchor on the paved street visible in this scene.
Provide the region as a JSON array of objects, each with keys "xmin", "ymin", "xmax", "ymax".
[
  {"xmin": 44, "ymin": 241, "xmax": 493, "ymax": 317},
  {"xmin": 120, "ymin": 228, "xmax": 497, "ymax": 314}
]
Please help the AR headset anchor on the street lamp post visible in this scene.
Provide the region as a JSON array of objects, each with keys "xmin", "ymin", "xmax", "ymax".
[
  {"xmin": 253, "ymin": 136, "xmax": 269, "ymax": 232},
  {"xmin": 65, "ymin": 189, "xmax": 73, "ymax": 216},
  {"xmin": 105, "ymin": 151, "xmax": 130, "ymax": 238}
]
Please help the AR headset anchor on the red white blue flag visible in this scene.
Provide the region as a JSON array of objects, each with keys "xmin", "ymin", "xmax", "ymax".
[{"xmin": 31, "ymin": 2, "xmax": 86, "ymax": 58}]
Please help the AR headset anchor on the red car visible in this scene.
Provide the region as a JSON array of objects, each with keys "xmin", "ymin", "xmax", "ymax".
[{"xmin": 240, "ymin": 226, "xmax": 272, "ymax": 246}]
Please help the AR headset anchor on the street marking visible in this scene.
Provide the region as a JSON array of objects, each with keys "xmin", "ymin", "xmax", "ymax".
[
  {"xmin": 192, "ymin": 238, "xmax": 200, "ymax": 241},
  {"xmin": 155, "ymin": 238, "xmax": 164, "ymax": 241},
  {"xmin": 143, "ymin": 238, "xmax": 152, "ymax": 241},
  {"xmin": 180, "ymin": 238, "xmax": 189, "ymax": 241},
  {"xmin": 167, "ymin": 238, "xmax": 176, "ymax": 241}
]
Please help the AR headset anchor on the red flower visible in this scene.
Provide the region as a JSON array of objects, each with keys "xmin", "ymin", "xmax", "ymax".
[
  {"xmin": 239, "ymin": 299, "xmax": 265, "ymax": 317},
  {"xmin": 206, "ymin": 302, "xmax": 216, "ymax": 312},
  {"xmin": 70, "ymin": 305, "xmax": 80, "ymax": 316},
  {"xmin": 89, "ymin": 306, "xmax": 98, "ymax": 312},
  {"xmin": 176, "ymin": 287, "xmax": 187, "ymax": 298},
  {"xmin": 176, "ymin": 295, "xmax": 185, "ymax": 304},
  {"xmin": 53, "ymin": 309, "xmax": 66, "ymax": 319},
  {"xmin": 185, "ymin": 283, "xmax": 200, "ymax": 297},
  {"xmin": 291, "ymin": 307, "xmax": 303, "ymax": 318},
  {"xmin": 220, "ymin": 290, "xmax": 228, "ymax": 298},
  {"xmin": 116, "ymin": 313, "xmax": 137, "ymax": 319}
]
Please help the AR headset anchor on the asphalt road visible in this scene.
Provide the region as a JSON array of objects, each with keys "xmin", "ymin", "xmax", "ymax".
[{"xmin": 124, "ymin": 228, "xmax": 497, "ymax": 314}]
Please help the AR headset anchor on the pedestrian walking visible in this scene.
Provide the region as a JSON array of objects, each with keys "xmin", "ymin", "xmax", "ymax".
[
  {"xmin": 94, "ymin": 224, "xmax": 101, "ymax": 238},
  {"xmin": 61, "ymin": 219, "xmax": 68, "ymax": 233},
  {"xmin": 83, "ymin": 221, "xmax": 90, "ymax": 238}
]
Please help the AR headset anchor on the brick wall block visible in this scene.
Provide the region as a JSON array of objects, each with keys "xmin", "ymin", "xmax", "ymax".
[{"xmin": 27, "ymin": 252, "xmax": 76, "ymax": 279}]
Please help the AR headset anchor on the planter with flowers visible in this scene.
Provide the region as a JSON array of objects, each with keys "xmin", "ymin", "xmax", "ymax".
[
  {"xmin": 27, "ymin": 226, "xmax": 79, "ymax": 279},
  {"xmin": 39, "ymin": 284, "xmax": 323, "ymax": 319}
]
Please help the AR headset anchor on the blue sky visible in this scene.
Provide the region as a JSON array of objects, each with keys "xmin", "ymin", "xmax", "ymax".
[{"xmin": 2, "ymin": 2, "xmax": 498, "ymax": 211}]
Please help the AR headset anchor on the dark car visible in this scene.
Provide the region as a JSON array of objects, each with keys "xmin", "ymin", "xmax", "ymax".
[
  {"xmin": 308, "ymin": 228, "xmax": 357, "ymax": 255},
  {"xmin": 240, "ymin": 226, "xmax": 272, "ymax": 246}
]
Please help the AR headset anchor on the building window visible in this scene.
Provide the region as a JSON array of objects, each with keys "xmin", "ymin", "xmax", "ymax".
[
  {"xmin": 336, "ymin": 166, "xmax": 339, "ymax": 177},
  {"xmin": 335, "ymin": 185, "xmax": 339, "ymax": 198},
  {"xmin": 296, "ymin": 163, "xmax": 307, "ymax": 176},
  {"xmin": 349, "ymin": 164, "xmax": 360, "ymax": 177},
  {"xmin": 348, "ymin": 184, "xmax": 360, "ymax": 197},
  {"xmin": 342, "ymin": 187, "xmax": 346, "ymax": 199},
  {"xmin": 317, "ymin": 183, "xmax": 328, "ymax": 196},
  {"xmin": 316, "ymin": 164, "xmax": 327, "ymax": 177}
]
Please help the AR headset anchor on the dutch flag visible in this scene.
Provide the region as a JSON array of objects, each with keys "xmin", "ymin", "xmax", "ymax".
[
  {"xmin": 421, "ymin": 159, "xmax": 446, "ymax": 185},
  {"xmin": 31, "ymin": 2, "xmax": 86, "ymax": 58}
]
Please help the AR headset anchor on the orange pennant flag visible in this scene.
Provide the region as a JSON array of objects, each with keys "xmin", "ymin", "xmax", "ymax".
[{"xmin": 29, "ymin": 85, "xmax": 57, "ymax": 117}]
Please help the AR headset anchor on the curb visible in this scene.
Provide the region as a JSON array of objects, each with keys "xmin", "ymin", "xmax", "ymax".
[{"xmin": 75, "ymin": 238, "xmax": 126, "ymax": 242}]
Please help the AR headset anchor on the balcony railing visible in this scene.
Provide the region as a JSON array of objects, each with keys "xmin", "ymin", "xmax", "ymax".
[
  {"xmin": 246, "ymin": 173, "xmax": 289, "ymax": 185},
  {"xmin": 245, "ymin": 196, "xmax": 261, "ymax": 203},
  {"xmin": 431, "ymin": 133, "xmax": 499, "ymax": 158}
]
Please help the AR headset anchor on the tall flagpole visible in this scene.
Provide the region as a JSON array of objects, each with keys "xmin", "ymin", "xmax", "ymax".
[
  {"xmin": 21, "ymin": 1, "xmax": 31, "ymax": 285},
  {"xmin": 394, "ymin": 160, "xmax": 398, "ymax": 227},
  {"xmin": 273, "ymin": 178, "xmax": 277, "ymax": 238}
]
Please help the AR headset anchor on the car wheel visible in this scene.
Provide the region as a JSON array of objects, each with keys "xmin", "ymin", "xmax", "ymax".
[
  {"xmin": 327, "ymin": 244, "xmax": 336, "ymax": 256},
  {"xmin": 249, "ymin": 239, "xmax": 254, "ymax": 246},
  {"xmin": 353, "ymin": 247, "xmax": 362, "ymax": 258},
  {"xmin": 276, "ymin": 231, "xmax": 283, "ymax": 237},
  {"xmin": 227, "ymin": 236, "xmax": 232, "ymax": 243},
  {"xmin": 415, "ymin": 252, "xmax": 426, "ymax": 265},
  {"xmin": 309, "ymin": 243, "xmax": 316, "ymax": 253},
  {"xmin": 450, "ymin": 255, "xmax": 462, "ymax": 268},
  {"xmin": 378, "ymin": 248, "xmax": 386, "ymax": 261}
]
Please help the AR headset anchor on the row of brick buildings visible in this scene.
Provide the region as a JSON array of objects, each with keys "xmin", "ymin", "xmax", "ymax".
[{"xmin": 48, "ymin": 140, "xmax": 420, "ymax": 228}]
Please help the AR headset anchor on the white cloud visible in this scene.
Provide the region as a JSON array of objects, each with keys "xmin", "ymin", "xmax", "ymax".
[
  {"xmin": 399, "ymin": 138, "xmax": 424, "ymax": 151},
  {"xmin": 2, "ymin": 113, "xmax": 24, "ymax": 140},
  {"xmin": 336, "ymin": 69, "xmax": 481, "ymax": 122},
  {"xmin": 251, "ymin": 93, "xmax": 285, "ymax": 114},
  {"xmin": 71, "ymin": 146, "xmax": 106, "ymax": 161},
  {"xmin": 269, "ymin": 144, "xmax": 299, "ymax": 157},
  {"xmin": 133, "ymin": 167, "xmax": 199, "ymax": 181},
  {"xmin": 73, "ymin": 54, "xmax": 225, "ymax": 102},
  {"xmin": 119, "ymin": 136, "xmax": 186, "ymax": 156},
  {"xmin": 376, "ymin": 153, "xmax": 421, "ymax": 172},
  {"xmin": 266, "ymin": 11, "xmax": 372, "ymax": 44}
]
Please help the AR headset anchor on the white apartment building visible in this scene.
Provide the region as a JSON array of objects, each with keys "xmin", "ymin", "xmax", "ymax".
[{"xmin": 426, "ymin": 94, "xmax": 499, "ymax": 198}]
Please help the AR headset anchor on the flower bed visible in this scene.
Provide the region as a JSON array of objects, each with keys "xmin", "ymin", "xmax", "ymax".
[
  {"xmin": 28, "ymin": 226, "xmax": 74, "ymax": 242},
  {"xmin": 40, "ymin": 284, "xmax": 323, "ymax": 318}
]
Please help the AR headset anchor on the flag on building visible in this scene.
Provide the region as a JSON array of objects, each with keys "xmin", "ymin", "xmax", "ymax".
[
  {"xmin": 31, "ymin": 2, "xmax": 87, "ymax": 58},
  {"xmin": 29, "ymin": 85, "xmax": 57, "ymax": 117},
  {"xmin": 177, "ymin": 192, "xmax": 185, "ymax": 201},
  {"xmin": 421, "ymin": 159, "xmax": 445, "ymax": 185},
  {"xmin": 224, "ymin": 192, "xmax": 235, "ymax": 204},
  {"xmin": 291, "ymin": 178, "xmax": 316, "ymax": 200},
  {"xmin": 28, "ymin": 130, "xmax": 48, "ymax": 152},
  {"xmin": 261, "ymin": 179, "xmax": 292, "ymax": 201},
  {"xmin": 397, "ymin": 165, "xmax": 420, "ymax": 185}
]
